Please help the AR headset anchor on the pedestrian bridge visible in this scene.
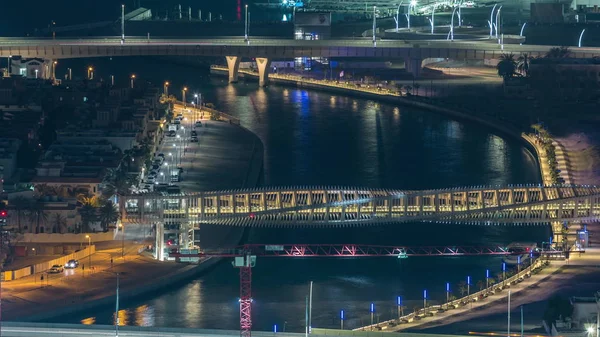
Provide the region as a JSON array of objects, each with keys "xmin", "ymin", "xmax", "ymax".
[{"xmin": 120, "ymin": 184, "xmax": 600, "ymax": 227}]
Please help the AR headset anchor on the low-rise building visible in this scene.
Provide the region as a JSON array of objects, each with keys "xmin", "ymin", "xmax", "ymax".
[{"xmin": 10, "ymin": 57, "xmax": 52, "ymax": 79}]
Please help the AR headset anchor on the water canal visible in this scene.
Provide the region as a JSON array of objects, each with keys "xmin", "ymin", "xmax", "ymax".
[{"xmin": 48, "ymin": 56, "xmax": 546, "ymax": 331}]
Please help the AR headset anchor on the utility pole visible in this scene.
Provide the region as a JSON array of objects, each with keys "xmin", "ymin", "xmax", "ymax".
[
  {"xmin": 115, "ymin": 272, "xmax": 120, "ymax": 337},
  {"xmin": 121, "ymin": 4, "xmax": 125, "ymax": 44},
  {"xmin": 507, "ymin": 290, "xmax": 511, "ymax": 337},
  {"xmin": 372, "ymin": 6, "xmax": 377, "ymax": 47},
  {"xmin": 308, "ymin": 281, "xmax": 313, "ymax": 333}
]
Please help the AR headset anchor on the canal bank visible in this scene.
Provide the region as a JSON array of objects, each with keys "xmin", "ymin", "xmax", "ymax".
[
  {"xmin": 210, "ymin": 67, "xmax": 568, "ymax": 185},
  {"xmin": 5, "ymin": 116, "xmax": 264, "ymax": 322}
]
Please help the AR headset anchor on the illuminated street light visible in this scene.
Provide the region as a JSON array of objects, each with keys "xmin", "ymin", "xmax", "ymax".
[
  {"xmin": 447, "ymin": 6, "xmax": 458, "ymax": 41},
  {"xmin": 372, "ymin": 6, "xmax": 377, "ymax": 47},
  {"xmin": 244, "ymin": 4, "xmax": 249, "ymax": 41},
  {"xmin": 579, "ymin": 29, "xmax": 586, "ymax": 48},
  {"xmin": 395, "ymin": 2, "xmax": 403, "ymax": 32},
  {"xmin": 520, "ymin": 22, "xmax": 527, "ymax": 37},
  {"xmin": 407, "ymin": 0, "xmax": 417, "ymax": 30},
  {"xmin": 495, "ymin": 6, "xmax": 503, "ymax": 40},
  {"xmin": 130, "ymin": 74, "xmax": 136, "ymax": 89},
  {"xmin": 118, "ymin": 223, "xmax": 124, "ymax": 258},
  {"xmin": 85, "ymin": 235, "xmax": 92, "ymax": 273},
  {"xmin": 87, "ymin": 66, "xmax": 94, "ymax": 80},
  {"xmin": 164, "ymin": 81, "xmax": 169, "ymax": 95},
  {"xmin": 182, "ymin": 87, "xmax": 188, "ymax": 107},
  {"xmin": 488, "ymin": 4, "xmax": 497, "ymax": 38}
]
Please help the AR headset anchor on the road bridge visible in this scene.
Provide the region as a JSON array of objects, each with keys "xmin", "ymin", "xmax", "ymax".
[{"xmin": 2, "ymin": 37, "xmax": 600, "ymax": 85}]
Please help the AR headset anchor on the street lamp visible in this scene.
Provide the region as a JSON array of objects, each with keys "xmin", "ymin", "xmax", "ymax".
[
  {"xmin": 495, "ymin": 6, "xmax": 503, "ymax": 40},
  {"xmin": 85, "ymin": 235, "xmax": 92, "ymax": 272},
  {"xmin": 488, "ymin": 4, "xmax": 497, "ymax": 38},
  {"xmin": 448, "ymin": 6, "xmax": 458, "ymax": 41},
  {"xmin": 87, "ymin": 67, "xmax": 94, "ymax": 80},
  {"xmin": 397, "ymin": 296, "xmax": 403, "ymax": 318},
  {"xmin": 502, "ymin": 262, "xmax": 506, "ymax": 285},
  {"xmin": 119, "ymin": 223, "xmax": 125, "ymax": 258},
  {"xmin": 164, "ymin": 81, "xmax": 169, "ymax": 96},
  {"xmin": 407, "ymin": 0, "xmax": 417, "ymax": 30},
  {"xmin": 130, "ymin": 74, "xmax": 136, "ymax": 89},
  {"xmin": 244, "ymin": 4, "xmax": 249, "ymax": 41},
  {"xmin": 340, "ymin": 310, "xmax": 344, "ymax": 330},
  {"xmin": 182, "ymin": 87, "xmax": 188, "ymax": 107},
  {"xmin": 423, "ymin": 289, "xmax": 427, "ymax": 309},
  {"xmin": 467, "ymin": 276, "xmax": 471, "ymax": 297},
  {"xmin": 372, "ymin": 6, "xmax": 377, "ymax": 47},
  {"xmin": 52, "ymin": 61, "xmax": 57, "ymax": 80},
  {"xmin": 395, "ymin": 2, "xmax": 403, "ymax": 32},
  {"xmin": 121, "ymin": 4, "xmax": 125, "ymax": 44},
  {"xmin": 430, "ymin": 4, "xmax": 437, "ymax": 34},
  {"xmin": 115, "ymin": 272, "xmax": 120, "ymax": 336},
  {"xmin": 35, "ymin": 69, "xmax": 38, "ymax": 79},
  {"xmin": 486, "ymin": 269, "xmax": 490, "ymax": 288},
  {"xmin": 370, "ymin": 303, "xmax": 375, "ymax": 328},
  {"xmin": 446, "ymin": 282, "xmax": 450, "ymax": 302}
]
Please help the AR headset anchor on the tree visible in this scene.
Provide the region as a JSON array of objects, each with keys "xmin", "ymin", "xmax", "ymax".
[
  {"xmin": 545, "ymin": 46, "xmax": 571, "ymax": 59},
  {"xmin": 78, "ymin": 204, "xmax": 97, "ymax": 233},
  {"xmin": 543, "ymin": 295, "xmax": 573, "ymax": 326},
  {"xmin": 50, "ymin": 213, "xmax": 67, "ymax": 233},
  {"xmin": 517, "ymin": 53, "xmax": 531, "ymax": 77},
  {"xmin": 27, "ymin": 202, "xmax": 48, "ymax": 234},
  {"xmin": 98, "ymin": 201, "xmax": 120, "ymax": 231},
  {"xmin": 458, "ymin": 280, "xmax": 468, "ymax": 296},
  {"xmin": 496, "ymin": 53, "xmax": 517, "ymax": 80},
  {"xmin": 11, "ymin": 196, "xmax": 30, "ymax": 233}
]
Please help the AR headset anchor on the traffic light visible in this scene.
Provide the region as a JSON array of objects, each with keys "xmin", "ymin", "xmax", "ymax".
[{"xmin": 0, "ymin": 207, "xmax": 7, "ymax": 226}]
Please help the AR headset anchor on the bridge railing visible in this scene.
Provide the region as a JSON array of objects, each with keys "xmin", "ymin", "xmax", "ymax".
[{"xmin": 354, "ymin": 258, "xmax": 547, "ymax": 331}]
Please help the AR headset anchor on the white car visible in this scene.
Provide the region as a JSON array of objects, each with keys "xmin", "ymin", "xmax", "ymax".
[
  {"xmin": 146, "ymin": 176, "xmax": 156, "ymax": 183},
  {"xmin": 49, "ymin": 264, "xmax": 64, "ymax": 273}
]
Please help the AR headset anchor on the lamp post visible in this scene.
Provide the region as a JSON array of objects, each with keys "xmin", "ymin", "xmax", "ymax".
[
  {"xmin": 467, "ymin": 276, "xmax": 471, "ymax": 297},
  {"xmin": 579, "ymin": 29, "xmax": 586, "ymax": 48},
  {"xmin": 340, "ymin": 310, "xmax": 344, "ymax": 330},
  {"xmin": 111, "ymin": 75, "xmax": 114, "ymax": 86},
  {"xmin": 423, "ymin": 289, "xmax": 427, "ymax": 309},
  {"xmin": 430, "ymin": 4, "xmax": 436, "ymax": 34},
  {"xmin": 486, "ymin": 269, "xmax": 490, "ymax": 288},
  {"xmin": 370, "ymin": 303, "xmax": 375, "ymax": 328},
  {"xmin": 502, "ymin": 262, "xmax": 506, "ymax": 286},
  {"xmin": 495, "ymin": 6, "xmax": 503, "ymax": 40},
  {"xmin": 244, "ymin": 4, "xmax": 249, "ymax": 41},
  {"xmin": 121, "ymin": 4, "xmax": 125, "ymax": 44},
  {"xmin": 85, "ymin": 235, "xmax": 92, "ymax": 272},
  {"xmin": 35, "ymin": 69, "xmax": 39, "ymax": 79},
  {"xmin": 448, "ymin": 6, "xmax": 458, "ymax": 41},
  {"xmin": 87, "ymin": 67, "xmax": 93, "ymax": 80},
  {"xmin": 182, "ymin": 87, "xmax": 188, "ymax": 107},
  {"xmin": 517, "ymin": 255, "xmax": 521, "ymax": 273},
  {"xmin": 130, "ymin": 74, "xmax": 136, "ymax": 89},
  {"xmin": 407, "ymin": 0, "xmax": 416, "ymax": 30},
  {"xmin": 397, "ymin": 296, "xmax": 403, "ymax": 318},
  {"xmin": 489, "ymin": 4, "xmax": 497, "ymax": 38},
  {"xmin": 52, "ymin": 61, "xmax": 57, "ymax": 80},
  {"xmin": 372, "ymin": 6, "xmax": 377, "ymax": 47},
  {"xmin": 395, "ymin": 2, "xmax": 403, "ymax": 32},
  {"xmin": 68, "ymin": 67, "xmax": 72, "ymax": 81},
  {"xmin": 115, "ymin": 272, "xmax": 120, "ymax": 337},
  {"xmin": 164, "ymin": 81, "xmax": 169, "ymax": 96},
  {"xmin": 446, "ymin": 282, "xmax": 450, "ymax": 303},
  {"xmin": 119, "ymin": 223, "xmax": 124, "ymax": 258},
  {"xmin": 7, "ymin": 55, "xmax": 11, "ymax": 77}
]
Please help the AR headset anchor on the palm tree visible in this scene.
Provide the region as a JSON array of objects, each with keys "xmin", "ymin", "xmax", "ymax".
[
  {"xmin": 496, "ymin": 53, "xmax": 517, "ymax": 80},
  {"xmin": 458, "ymin": 280, "xmax": 468, "ymax": 296},
  {"xmin": 50, "ymin": 213, "xmax": 67, "ymax": 233},
  {"xmin": 545, "ymin": 46, "xmax": 571, "ymax": 59},
  {"xmin": 27, "ymin": 201, "xmax": 48, "ymax": 234},
  {"xmin": 517, "ymin": 53, "xmax": 531, "ymax": 77},
  {"xmin": 11, "ymin": 196, "xmax": 29, "ymax": 233},
  {"xmin": 78, "ymin": 204, "xmax": 97, "ymax": 233},
  {"xmin": 98, "ymin": 201, "xmax": 120, "ymax": 231}
]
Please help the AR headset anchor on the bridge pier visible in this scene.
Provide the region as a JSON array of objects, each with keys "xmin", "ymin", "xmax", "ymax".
[
  {"xmin": 256, "ymin": 57, "xmax": 271, "ymax": 87},
  {"xmin": 226, "ymin": 56, "xmax": 241, "ymax": 83},
  {"xmin": 404, "ymin": 58, "xmax": 423, "ymax": 78}
]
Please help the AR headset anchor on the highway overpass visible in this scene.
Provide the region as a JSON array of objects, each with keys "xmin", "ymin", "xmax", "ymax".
[{"xmin": 1, "ymin": 37, "xmax": 599, "ymax": 85}]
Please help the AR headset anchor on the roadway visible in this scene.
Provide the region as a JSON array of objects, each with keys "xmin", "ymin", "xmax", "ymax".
[{"xmin": 0, "ymin": 36, "xmax": 599, "ymax": 59}]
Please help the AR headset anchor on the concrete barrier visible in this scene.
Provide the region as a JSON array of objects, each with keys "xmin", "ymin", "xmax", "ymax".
[
  {"xmin": 1, "ymin": 246, "xmax": 95, "ymax": 281},
  {"xmin": 20, "ymin": 232, "xmax": 114, "ymax": 243}
]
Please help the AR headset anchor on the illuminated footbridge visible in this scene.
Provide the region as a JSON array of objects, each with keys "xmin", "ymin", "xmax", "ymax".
[{"xmin": 120, "ymin": 184, "xmax": 600, "ymax": 227}]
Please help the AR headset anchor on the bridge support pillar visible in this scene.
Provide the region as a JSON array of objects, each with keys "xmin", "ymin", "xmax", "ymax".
[
  {"xmin": 404, "ymin": 58, "xmax": 423, "ymax": 78},
  {"xmin": 256, "ymin": 57, "xmax": 271, "ymax": 87},
  {"xmin": 226, "ymin": 56, "xmax": 241, "ymax": 83}
]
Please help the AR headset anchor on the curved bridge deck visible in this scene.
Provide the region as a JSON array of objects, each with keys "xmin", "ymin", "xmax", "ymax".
[{"xmin": 120, "ymin": 184, "xmax": 600, "ymax": 227}]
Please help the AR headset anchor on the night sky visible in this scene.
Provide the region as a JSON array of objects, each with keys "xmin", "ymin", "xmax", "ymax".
[{"xmin": 2, "ymin": 0, "xmax": 244, "ymax": 36}]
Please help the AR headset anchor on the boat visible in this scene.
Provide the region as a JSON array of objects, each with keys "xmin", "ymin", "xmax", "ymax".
[{"xmin": 503, "ymin": 242, "xmax": 537, "ymax": 265}]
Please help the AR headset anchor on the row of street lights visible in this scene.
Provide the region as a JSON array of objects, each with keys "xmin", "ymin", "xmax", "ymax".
[{"xmin": 334, "ymin": 260, "xmax": 529, "ymax": 330}]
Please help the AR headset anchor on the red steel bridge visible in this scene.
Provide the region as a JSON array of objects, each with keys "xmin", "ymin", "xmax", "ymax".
[{"xmin": 171, "ymin": 244, "xmax": 534, "ymax": 337}]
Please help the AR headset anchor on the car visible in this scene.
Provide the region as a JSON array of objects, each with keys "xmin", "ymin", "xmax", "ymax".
[
  {"xmin": 195, "ymin": 121, "xmax": 202, "ymax": 127},
  {"xmin": 49, "ymin": 264, "xmax": 64, "ymax": 273},
  {"xmin": 65, "ymin": 259, "xmax": 79, "ymax": 269},
  {"xmin": 167, "ymin": 130, "xmax": 176, "ymax": 137},
  {"xmin": 191, "ymin": 131, "xmax": 197, "ymax": 137},
  {"xmin": 178, "ymin": 167, "xmax": 184, "ymax": 173},
  {"xmin": 151, "ymin": 164, "xmax": 160, "ymax": 171},
  {"xmin": 143, "ymin": 184, "xmax": 154, "ymax": 191},
  {"xmin": 190, "ymin": 137, "xmax": 198, "ymax": 143},
  {"xmin": 146, "ymin": 176, "xmax": 156, "ymax": 183},
  {"xmin": 157, "ymin": 153, "xmax": 165, "ymax": 158}
]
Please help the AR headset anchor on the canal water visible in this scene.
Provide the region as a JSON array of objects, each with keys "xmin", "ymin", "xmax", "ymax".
[{"xmin": 47, "ymin": 57, "xmax": 546, "ymax": 331}]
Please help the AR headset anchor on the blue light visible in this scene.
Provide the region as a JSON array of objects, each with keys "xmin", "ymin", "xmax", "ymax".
[
  {"xmin": 518, "ymin": 256, "xmax": 521, "ymax": 264},
  {"xmin": 341, "ymin": 310, "xmax": 344, "ymax": 320},
  {"xmin": 549, "ymin": 236, "xmax": 553, "ymax": 244},
  {"xmin": 503, "ymin": 262, "xmax": 506, "ymax": 271},
  {"xmin": 274, "ymin": 325, "xmax": 278, "ymax": 333},
  {"xmin": 446, "ymin": 282, "xmax": 450, "ymax": 292},
  {"xmin": 486, "ymin": 269, "xmax": 490, "ymax": 278},
  {"xmin": 370, "ymin": 303, "xmax": 375, "ymax": 313},
  {"xmin": 467, "ymin": 276, "xmax": 471, "ymax": 285},
  {"xmin": 397, "ymin": 296, "xmax": 402, "ymax": 306},
  {"xmin": 423, "ymin": 290, "xmax": 427, "ymax": 299}
]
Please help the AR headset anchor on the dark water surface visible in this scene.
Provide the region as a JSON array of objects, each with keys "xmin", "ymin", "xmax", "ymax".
[{"xmin": 46, "ymin": 57, "xmax": 546, "ymax": 331}]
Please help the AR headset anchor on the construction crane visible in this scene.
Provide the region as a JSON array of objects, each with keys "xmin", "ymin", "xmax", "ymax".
[{"xmin": 169, "ymin": 244, "xmax": 516, "ymax": 337}]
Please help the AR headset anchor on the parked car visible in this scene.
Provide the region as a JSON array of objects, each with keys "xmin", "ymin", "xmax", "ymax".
[
  {"xmin": 167, "ymin": 130, "xmax": 176, "ymax": 137},
  {"xmin": 157, "ymin": 153, "xmax": 165, "ymax": 158},
  {"xmin": 190, "ymin": 137, "xmax": 198, "ymax": 143},
  {"xmin": 49, "ymin": 264, "xmax": 64, "ymax": 273},
  {"xmin": 65, "ymin": 259, "xmax": 79, "ymax": 269},
  {"xmin": 146, "ymin": 176, "xmax": 156, "ymax": 183},
  {"xmin": 191, "ymin": 131, "xmax": 197, "ymax": 137}
]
